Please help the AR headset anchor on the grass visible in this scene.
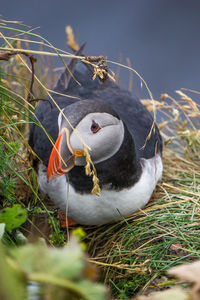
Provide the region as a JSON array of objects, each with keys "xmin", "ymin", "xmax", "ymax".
[{"xmin": 0, "ymin": 20, "xmax": 200, "ymax": 299}]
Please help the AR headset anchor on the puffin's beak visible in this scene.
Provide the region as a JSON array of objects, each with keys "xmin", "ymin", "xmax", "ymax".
[{"xmin": 47, "ymin": 128, "xmax": 84, "ymax": 181}]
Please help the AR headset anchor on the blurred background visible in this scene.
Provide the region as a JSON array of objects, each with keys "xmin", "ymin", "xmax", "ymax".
[{"xmin": 1, "ymin": 0, "xmax": 200, "ymax": 102}]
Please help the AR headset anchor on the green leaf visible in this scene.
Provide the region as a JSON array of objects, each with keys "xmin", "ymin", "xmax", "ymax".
[
  {"xmin": 0, "ymin": 242, "xmax": 26, "ymax": 300},
  {"xmin": 47, "ymin": 238, "xmax": 85, "ymax": 278},
  {"xmin": 10, "ymin": 237, "xmax": 85, "ymax": 279},
  {"xmin": 9, "ymin": 238, "xmax": 107, "ymax": 300},
  {"xmin": 0, "ymin": 204, "xmax": 27, "ymax": 233},
  {"xmin": 78, "ymin": 280, "xmax": 107, "ymax": 300}
]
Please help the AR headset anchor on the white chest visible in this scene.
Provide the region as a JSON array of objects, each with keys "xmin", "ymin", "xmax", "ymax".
[{"xmin": 39, "ymin": 155, "xmax": 163, "ymax": 225}]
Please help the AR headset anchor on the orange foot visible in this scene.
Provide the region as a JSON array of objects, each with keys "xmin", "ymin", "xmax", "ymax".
[
  {"xmin": 57, "ymin": 210, "xmax": 77, "ymax": 228},
  {"xmin": 148, "ymin": 193, "xmax": 155, "ymax": 203}
]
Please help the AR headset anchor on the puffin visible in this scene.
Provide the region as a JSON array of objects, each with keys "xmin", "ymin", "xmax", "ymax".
[{"xmin": 29, "ymin": 46, "xmax": 163, "ymax": 225}]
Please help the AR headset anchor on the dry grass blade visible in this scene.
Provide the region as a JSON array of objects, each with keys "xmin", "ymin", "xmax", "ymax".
[
  {"xmin": 84, "ymin": 145, "xmax": 101, "ymax": 196},
  {"xmin": 66, "ymin": 25, "xmax": 79, "ymax": 51}
]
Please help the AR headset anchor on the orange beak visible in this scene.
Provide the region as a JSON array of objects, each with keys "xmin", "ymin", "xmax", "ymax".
[{"xmin": 47, "ymin": 128, "xmax": 84, "ymax": 181}]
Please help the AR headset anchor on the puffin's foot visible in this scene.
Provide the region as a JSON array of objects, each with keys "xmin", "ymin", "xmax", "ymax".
[
  {"xmin": 57, "ymin": 210, "xmax": 77, "ymax": 228},
  {"xmin": 148, "ymin": 193, "xmax": 155, "ymax": 203}
]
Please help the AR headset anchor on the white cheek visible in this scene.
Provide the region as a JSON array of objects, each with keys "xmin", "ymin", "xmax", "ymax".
[
  {"xmin": 70, "ymin": 121, "xmax": 124, "ymax": 164},
  {"xmin": 91, "ymin": 123, "xmax": 124, "ymax": 163}
]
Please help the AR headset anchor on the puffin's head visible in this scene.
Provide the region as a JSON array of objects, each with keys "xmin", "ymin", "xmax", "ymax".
[{"xmin": 47, "ymin": 100, "xmax": 124, "ymax": 180}]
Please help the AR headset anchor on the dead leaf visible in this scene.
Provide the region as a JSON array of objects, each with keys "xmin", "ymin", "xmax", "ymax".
[
  {"xmin": 168, "ymin": 260, "xmax": 200, "ymax": 283},
  {"xmin": 168, "ymin": 261, "xmax": 200, "ymax": 300},
  {"xmin": 133, "ymin": 287, "xmax": 188, "ymax": 300}
]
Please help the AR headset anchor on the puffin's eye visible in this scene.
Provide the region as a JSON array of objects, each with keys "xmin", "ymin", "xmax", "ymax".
[{"xmin": 91, "ymin": 120, "xmax": 101, "ymax": 133}]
